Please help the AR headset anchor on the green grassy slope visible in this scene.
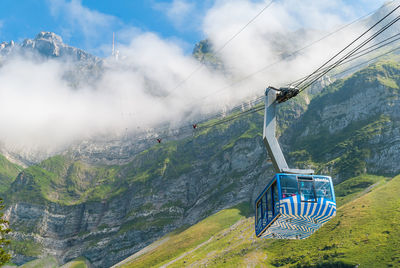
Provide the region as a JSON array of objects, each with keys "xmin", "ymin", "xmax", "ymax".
[
  {"xmin": 19, "ymin": 256, "xmax": 58, "ymax": 268},
  {"xmin": 0, "ymin": 154, "xmax": 22, "ymax": 193},
  {"xmin": 119, "ymin": 174, "xmax": 400, "ymax": 268},
  {"xmin": 59, "ymin": 257, "xmax": 91, "ymax": 268},
  {"xmin": 7, "ymin": 155, "xmax": 123, "ymax": 205},
  {"xmin": 7, "ymin": 256, "xmax": 90, "ymax": 268},
  {"xmin": 334, "ymin": 174, "xmax": 388, "ymax": 206},
  {"xmin": 116, "ymin": 203, "xmax": 251, "ymax": 268}
]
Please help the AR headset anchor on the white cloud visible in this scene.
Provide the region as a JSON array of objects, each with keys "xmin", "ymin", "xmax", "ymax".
[
  {"xmin": 153, "ymin": 0, "xmax": 196, "ymax": 30},
  {"xmin": 48, "ymin": 0, "xmax": 120, "ymax": 47},
  {"xmin": 0, "ymin": 0, "xmax": 389, "ymax": 157},
  {"xmin": 0, "ymin": 32, "xmax": 231, "ymax": 153},
  {"xmin": 168, "ymin": 0, "xmax": 194, "ymax": 18},
  {"xmin": 201, "ymin": 0, "xmax": 371, "ymax": 85}
]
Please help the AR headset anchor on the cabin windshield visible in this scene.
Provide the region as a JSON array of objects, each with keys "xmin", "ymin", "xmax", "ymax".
[
  {"xmin": 298, "ymin": 178, "xmax": 316, "ymax": 202},
  {"xmin": 314, "ymin": 176, "xmax": 333, "ymax": 200},
  {"xmin": 280, "ymin": 175, "xmax": 299, "ymax": 198}
]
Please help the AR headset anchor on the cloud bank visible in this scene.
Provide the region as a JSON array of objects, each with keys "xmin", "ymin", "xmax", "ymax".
[{"xmin": 0, "ymin": 0, "xmax": 383, "ymax": 156}]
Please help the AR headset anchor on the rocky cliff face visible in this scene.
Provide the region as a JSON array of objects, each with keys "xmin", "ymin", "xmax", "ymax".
[
  {"xmin": 4, "ymin": 112, "xmax": 276, "ymax": 267},
  {"xmin": 286, "ymin": 61, "xmax": 400, "ymax": 180}
]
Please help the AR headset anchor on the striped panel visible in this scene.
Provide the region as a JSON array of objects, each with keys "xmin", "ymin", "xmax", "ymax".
[{"xmin": 260, "ymin": 196, "xmax": 336, "ymax": 239}]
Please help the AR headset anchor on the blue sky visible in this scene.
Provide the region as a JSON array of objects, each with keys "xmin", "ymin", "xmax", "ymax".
[{"xmin": 0, "ymin": 0, "xmax": 390, "ymax": 56}]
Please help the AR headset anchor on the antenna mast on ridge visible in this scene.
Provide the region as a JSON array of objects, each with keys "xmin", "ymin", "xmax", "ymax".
[
  {"xmin": 112, "ymin": 32, "xmax": 119, "ymax": 60},
  {"xmin": 112, "ymin": 32, "xmax": 115, "ymax": 56}
]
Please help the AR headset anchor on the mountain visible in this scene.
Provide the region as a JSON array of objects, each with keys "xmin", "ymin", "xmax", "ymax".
[
  {"xmin": 286, "ymin": 61, "xmax": 400, "ymax": 181},
  {"xmin": 0, "ymin": 31, "xmax": 99, "ymax": 62},
  {"xmin": 1, "ymin": 58, "xmax": 400, "ymax": 267},
  {"xmin": 0, "ymin": 31, "xmax": 105, "ymax": 166},
  {"xmin": 2, "ymin": 9, "xmax": 400, "ymax": 265},
  {"xmin": 192, "ymin": 39, "xmax": 224, "ymax": 70}
]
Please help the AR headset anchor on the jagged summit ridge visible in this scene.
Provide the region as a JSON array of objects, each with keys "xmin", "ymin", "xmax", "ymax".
[
  {"xmin": 35, "ymin": 31, "xmax": 64, "ymax": 43},
  {"xmin": 0, "ymin": 31, "xmax": 99, "ymax": 62}
]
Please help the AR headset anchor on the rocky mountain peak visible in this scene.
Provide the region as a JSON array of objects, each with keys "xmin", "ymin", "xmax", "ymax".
[
  {"xmin": 34, "ymin": 31, "xmax": 63, "ymax": 44},
  {"xmin": 0, "ymin": 31, "xmax": 99, "ymax": 63},
  {"xmin": 22, "ymin": 31, "xmax": 63, "ymax": 57}
]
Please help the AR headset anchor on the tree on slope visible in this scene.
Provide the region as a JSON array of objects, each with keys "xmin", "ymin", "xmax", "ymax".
[{"xmin": 0, "ymin": 198, "xmax": 11, "ymax": 265}]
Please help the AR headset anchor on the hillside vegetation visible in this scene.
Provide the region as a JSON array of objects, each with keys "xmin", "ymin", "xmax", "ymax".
[
  {"xmin": 118, "ymin": 174, "xmax": 400, "ymax": 267},
  {"xmin": 0, "ymin": 154, "xmax": 22, "ymax": 194},
  {"xmin": 4, "ymin": 256, "xmax": 91, "ymax": 268}
]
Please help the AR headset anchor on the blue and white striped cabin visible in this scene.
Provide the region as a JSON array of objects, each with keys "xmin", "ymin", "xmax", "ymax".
[{"xmin": 255, "ymin": 174, "xmax": 336, "ymax": 239}]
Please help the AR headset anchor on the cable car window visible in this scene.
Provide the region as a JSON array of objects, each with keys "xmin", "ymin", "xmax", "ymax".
[
  {"xmin": 256, "ymin": 200, "xmax": 262, "ymax": 225},
  {"xmin": 280, "ymin": 175, "xmax": 298, "ymax": 198},
  {"xmin": 267, "ymin": 188, "xmax": 273, "ymax": 221},
  {"xmin": 314, "ymin": 177, "xmax": 333, "ymax": 200},
  {"xmin": 272, "ymin": 182, "xmax": 279, "ymax": 216},
  {"xmin": 298, "ymin": 179, "xmax": 316, "ymax": 202},
  {"xmin": 262, "ymin": 193, "xmax": 268, "ymax": 222}
]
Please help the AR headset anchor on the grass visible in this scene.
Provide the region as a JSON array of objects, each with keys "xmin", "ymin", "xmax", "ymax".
[
  {"xmin": 19, "ymin": 256, "xmax": 91, "ymax": 268},
  {"xmin": 8, "ymin": 155, "xmax": 124, "ymax": 205},
  {"xmin": 266, "ymin": 174, "xmax": 400, "ymax": 267},
  {"xmin": 0, "ymin": 154, "xmax": 22, "ymax": 194},
  {"xmin": 120, "ymin": 202, "xmax": 251, "ymax": 268},
  {"xmin": 8, "ymin": 240, "xmax": 43, "ymax": 257},
  {"xmin": 19, "ymin": 256, "xmax": 58, "ymax": 268},
  {"xmin": 334, "ymin": 174, "xmax": 388, "ymax": 207},
  {"xmin": 116, "ymin": 174, "xmax": 400, "ymax": 267},
  {"xmin": 60, "ymin": 257, "xmax": 90, "ymax": 268}
]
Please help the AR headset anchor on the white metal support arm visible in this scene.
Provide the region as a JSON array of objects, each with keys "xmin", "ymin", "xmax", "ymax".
[{"xmin": 263, "ymin": 87, "xmax": 314, "ymax": 175}]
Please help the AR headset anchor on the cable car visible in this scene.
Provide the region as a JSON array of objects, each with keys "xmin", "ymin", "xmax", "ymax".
[
  {"xmin": 256, "ymin": 87, "xmax": 336, "ymax": 239},
  {"xmin": 255, "ymin": 173, "xmax": 336, "ymax": 239}
]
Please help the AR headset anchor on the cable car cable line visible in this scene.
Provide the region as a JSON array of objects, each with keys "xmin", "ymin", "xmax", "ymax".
[
  {"xmin": 295, "ymin": 2, "xmax": 400, "ymax": 89},
  {"xmin": 285, "ymin": 32, "xmax": 400, "ymax": 88},
  {"xmin": 297, "ymin": 14, "xmax": 400, "ymax": 93},
  {"xmin": 189, "ymin": 28, "xmax": 400, "ymax": 135},
  {"xmin": 129, "ymin": 4, "xmax": 400, "ymax": 145},
  {"xmin": 187, "ymin": 4, "xmax": 389, "ymax": 105},
  {"xmin": 295, "ymin": 3, "xmax": 400, "ymax": 91},
  {"xmin": 134, "ymin": 32, "xmax": 400, "ymax": 145},
  {"xmin": 168, "ymin": 0, "xmax": 275, "ymax": 95}
]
